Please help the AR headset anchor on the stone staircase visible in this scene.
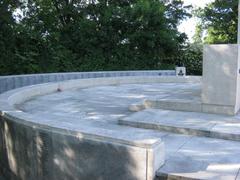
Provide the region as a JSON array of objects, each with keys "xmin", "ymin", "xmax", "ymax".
[{"xmin": 119, "ymin": 108, "xmax": 240, "ymax": 180}]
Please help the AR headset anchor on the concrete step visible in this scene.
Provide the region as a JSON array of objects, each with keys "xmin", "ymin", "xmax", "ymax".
[
  {"xmin": 144, "ymin": 99, "xmax": 202, "ymax": 113},
  {"xmin": 119, "ymin": 109, "xmax": 240, "ymax": 141},
  {"xmin": 156, "ymin": 134, "xmax": 240, "ymax": 180},
  {"xmin": 128, "ymin": 99, "xmax": 202, "ymax": 113}
]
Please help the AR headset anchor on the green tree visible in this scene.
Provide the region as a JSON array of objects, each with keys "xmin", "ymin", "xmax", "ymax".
[
  {"xmin": 0, "ymin": 0, "xmax": 191, "ymax": 75},
  {"xmin": 197, "ymin": 0, "xmax": 238, "ymax": 44},
  {"xmin": 0, "ymin": 0, "xmax": 19, "ymax": 74}
]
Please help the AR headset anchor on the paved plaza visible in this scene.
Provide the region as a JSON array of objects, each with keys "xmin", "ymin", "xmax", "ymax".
[{"xmin": 18, "ymin": 82, "xmax": 240, "ymax": 180}]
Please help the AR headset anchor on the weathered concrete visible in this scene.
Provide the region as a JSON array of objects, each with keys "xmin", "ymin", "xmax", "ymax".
[
  {"xmin": 1, "ymin": 74, "xmax": 240, "ymax": 180},
  {"xmin": 2, "ymin": 76, "xmax": 199, "ymax": 180},
  {"xmin": 120, "ymin": 108, "xmax": 240, "ymax": 141},
  {"xmin": 202, "ymin": 44, "xmax": 240, "ymax": 115},
  {"xmin": 0, "ymin": 70, "xmax": 175, "ymax": 94},
  {"xmin": 0, "ymin": 114, "xmax": 166, "ymax": 180},
  {"xmin": 128, "ymin": 82, "xmax": 204, "ymax": 113},
  {"xmin": 157, "ymin": 136, "xmax": 240, "ymax": 180},
  {"xmin": 143, "ymin": 99, "xmax": 202, "ymax": 112},
  {"xmin": 0, "ymin": 112, "xmax": 165, "ymax": 180},
  {"xmin": 237, "ymin": 170, "xmax": 240, "ymax": 180}
]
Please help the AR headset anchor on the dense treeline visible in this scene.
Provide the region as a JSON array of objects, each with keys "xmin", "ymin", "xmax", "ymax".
[
  {"xmin": 0, "ymin": 0, "xmax": 192, "ymax": 75},
  {"xmin": 0, "ymin": 0, "xmax": 238, "ymax": 76}
]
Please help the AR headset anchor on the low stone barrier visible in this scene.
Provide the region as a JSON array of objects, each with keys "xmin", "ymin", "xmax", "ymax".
[
  {"xmin": 0, "ymin": 70, "xmax": 203, "ymax": 180},
  {"xmin": 0, "ymin": 114, "xmax": 164, "ymax": 180},
  {"xmin": 1, "ymin": 74, "xmax": 191, "ymax": 180},
  {"xmin": 0, "ymin": 72, "xmax": 202, "ymax": 180},
  {"xmin": 0, "ymin": 70, "xmax": 175, "ymax": 94}
]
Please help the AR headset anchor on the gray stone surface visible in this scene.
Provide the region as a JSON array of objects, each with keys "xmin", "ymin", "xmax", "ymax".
[
  {"xmin": 120, "ymin": 108, "xmax": 240, "ymax": 141},
  {"xmin": 3, "ymin": 77, "xmax": 201, "ymax": 180},
  {"xmin": 236, "ymin": 169, "xmax": 240, "ymax": 180},
  {"xmin": 202, "ymin": 44, "xmax": 240, "ymax": 115},
  {"xmin": 160, "ymin": 134, "xmax": 192, "ymax": 159},
  {"xmin": 144, "ymin": 99, "xmax": 202, "ymax": 113},
  {"xmin": 0, "ymin": 70, "xmax": 175, "ymax": 94},
  {"xmin": 157, "ymin": 136, "xmax": 240, "ymax": 180},
  {"xmin": 2, "ymin": 75, "xmax": 240, "ymax": 180},
  {"xmin": 51, "ymin": 131, "xmax": 149, "ymax": 180},
  {"xmin": 1, "ymin": 113, "xmax": 165, "ymax": 180},
  {"xmin": 19, "ymin": 82, "xmax": 201, "ymax": 124}
]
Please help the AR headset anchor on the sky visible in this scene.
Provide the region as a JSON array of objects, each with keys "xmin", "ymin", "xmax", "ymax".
[{"xmin": 178, "ymin": 0, "xmax": 215, "ymax": 41}]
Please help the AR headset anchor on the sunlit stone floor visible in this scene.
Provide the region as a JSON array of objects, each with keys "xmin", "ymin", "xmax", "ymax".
[
  {"xmin": 19, "ymin": 83, "xmax": 201, "ymax": 123},
  {"xmin": 18, "ymin": 83, "xmax": 240, "ymax": 180}
]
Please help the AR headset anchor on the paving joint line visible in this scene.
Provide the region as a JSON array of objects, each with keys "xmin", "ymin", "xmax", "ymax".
[
  {"xmin": 235, "ymin": 167, "xmax": 240, "ymax": 180},
  {"xmin": 176, "ymin": 135, "xmax": 194, "ymax": 152}
]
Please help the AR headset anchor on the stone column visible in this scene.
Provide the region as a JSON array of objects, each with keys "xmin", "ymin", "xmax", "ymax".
[{"xmin": 202, "ymin": 45, "xmax": 240, "ymax": 115}]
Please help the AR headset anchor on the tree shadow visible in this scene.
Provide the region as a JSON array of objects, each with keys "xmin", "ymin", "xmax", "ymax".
[{"xmin": 0, "ymin": 116, "xmax": 145, "ymax": 180}]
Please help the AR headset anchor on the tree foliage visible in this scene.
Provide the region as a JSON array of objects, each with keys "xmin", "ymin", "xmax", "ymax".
[
  {"xmin": 0, "ymin": 0, "xmax": 191, "ymax": 75},
  {"xmin": 197, "ymin": 0, "xmax": 238, "ymax": 44}
]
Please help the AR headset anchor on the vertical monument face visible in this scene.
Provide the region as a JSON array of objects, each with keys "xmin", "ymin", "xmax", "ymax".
[{"xmin": 202, "ymin": 44, "xmax": 240, "ymax": 115}]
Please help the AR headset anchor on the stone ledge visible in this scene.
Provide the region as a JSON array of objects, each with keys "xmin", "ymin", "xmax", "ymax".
[
  {"xmin": 0, "ymin": 70, "xmax": 176, "ymax": 94},
  {"xmin": 1, "ymin": 76, "xmax": 192, "ymax": 180},
  {"xmin": 0, "ymin": 114, "xmax": 164, "ymax": 180},
  {"xmin": 119, "ymin": 109, "xmax": 240, "ymax": 141},
  {"xmin": 129, "ymin": 99, "xmax": 237, "ymax": 116}
]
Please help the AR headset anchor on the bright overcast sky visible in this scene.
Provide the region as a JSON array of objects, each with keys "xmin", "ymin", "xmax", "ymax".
[{"xmin": 178, "ymin": 0, "xmax": 215, "ymax": 41}]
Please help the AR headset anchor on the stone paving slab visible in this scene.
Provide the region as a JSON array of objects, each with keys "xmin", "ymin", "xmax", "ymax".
[
  {"xmin": 9, "ymin": 81, "xmax": 240, "ymax": 179},
  {"xmin": 236, "ymin": 170, "xmax": 240, "ymax": 180},
  {"xmin": 158, "ymin": 136, "xmax": 240, "ymax": 180},
  {"xmin": 7, "ymin": 110, "xmax": 166, "ymax": 149},
  {"xmin": 160, "ymin": 134, "xmax": 192, "ymax": 158},
  {"xmin": 119, "ymin": 109, "xmax": 240, "ymax": 141},
  {"xmin": 143, "ymin": 99, "xmax": 202, "ymax": 113},
  {"xmin": 128, "ymin": 83, "xmax": 202, "ymax": 112}
]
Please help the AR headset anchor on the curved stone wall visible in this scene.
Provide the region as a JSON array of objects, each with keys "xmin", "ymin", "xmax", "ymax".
[
  {"xmin": 0, "ymin": 71, "xmax": 201, "ymax": 180},
  {"xmin": 0, "ymin": 70, "xmax": 175, "ymax": 94}
]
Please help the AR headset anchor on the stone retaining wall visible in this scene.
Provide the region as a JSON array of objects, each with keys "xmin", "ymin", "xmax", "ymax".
[
  {"xmin": 0, "ymin": 72, "xmax": 181, "ymax": 180},
  {"xmin": 0, "ymin": 114, "xmax": 163, "ymax": 180},
  {"xmin": 0, "ymin": 70, "xmax": 175, "ymax": 94}
]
